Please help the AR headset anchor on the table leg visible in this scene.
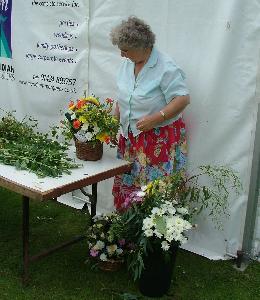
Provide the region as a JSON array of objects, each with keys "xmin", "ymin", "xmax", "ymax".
[
  {"xmin": 22, "ymin": 195, "xmax": 29, "ymax": 284},
  {"xmin": 91, "ymin": 183, "xmax": 97, "ymax": 219}
]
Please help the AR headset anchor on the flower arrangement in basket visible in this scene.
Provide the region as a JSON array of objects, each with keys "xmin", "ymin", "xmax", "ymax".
[
  {"xmin": 62, "ymin": 96, "xmax": 120, "ymax": 161},
  {"xmin": 86, "ymin": 213, "xmax": 129, "ymax": 271}
]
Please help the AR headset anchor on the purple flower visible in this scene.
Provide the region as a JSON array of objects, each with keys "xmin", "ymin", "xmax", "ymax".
[
  {"xmin": 90, "ymin": 249, "xmax": 99, "ymax": 257},
  {"xmin": 118, "ymin": 239, "xmax": 126, "ymax": 246}
]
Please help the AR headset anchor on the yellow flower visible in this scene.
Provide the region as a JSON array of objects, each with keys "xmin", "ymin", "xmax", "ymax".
[
  {"xmin": 106, "ymin": 244, "xmax": 117, "ymax": 256},
  {"xmin": 79, "ymin": 116, "xmax": 87, "ymax": 123},
  {"xmin": 96, "ymin": 132, "xmax": 109, "ymax": 142},
  {"xmin": 146, "ymin": 182, "xmax": 154, "ymax": 195},
  {"xmin": 83, "ymin": 96, "xmax": 100, "ymax": 106}
]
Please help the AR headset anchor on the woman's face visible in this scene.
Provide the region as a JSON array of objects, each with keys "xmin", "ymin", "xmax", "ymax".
[{"xmin": 119, "ymin": 48, "xmax": 146, "ymax": 64}]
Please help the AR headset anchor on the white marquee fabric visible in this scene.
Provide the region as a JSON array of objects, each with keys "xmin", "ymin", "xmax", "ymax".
[
  {"xmin": 88, "ymin": 0, "xmax": 260, "ymax": 259},
  {"xmin": 0, "ymin": 0, "xmax": 260, "ymax": 259}
]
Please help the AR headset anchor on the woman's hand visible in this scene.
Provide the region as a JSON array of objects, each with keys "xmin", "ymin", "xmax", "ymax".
[
  {"xmin": 136, "ymin": 95, "xmax": 190, "ymax": 132},
  {"xmin": 136, "ymin": 114, "xmax": 159, "ymax": 131}
]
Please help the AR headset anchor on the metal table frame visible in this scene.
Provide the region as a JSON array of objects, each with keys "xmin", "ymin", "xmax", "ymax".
[{"xmin": 0, "ymin": 162, "xmax": 131, "ymax": 284}]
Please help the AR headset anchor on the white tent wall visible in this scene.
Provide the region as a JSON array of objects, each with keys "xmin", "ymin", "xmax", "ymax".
[{"xmin": 88, "ymin": 0, "xmax": 260, "ymax": 259}]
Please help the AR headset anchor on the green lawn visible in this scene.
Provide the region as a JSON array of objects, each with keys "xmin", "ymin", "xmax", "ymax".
[{"xmin": 0, "ymin": 187, "xmax": 259, "ymax": 300}]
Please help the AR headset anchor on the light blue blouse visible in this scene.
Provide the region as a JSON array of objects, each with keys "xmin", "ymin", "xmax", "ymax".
[{"xmin": 116, "ymin": 47, "xmax": 189, "ymax": 137}]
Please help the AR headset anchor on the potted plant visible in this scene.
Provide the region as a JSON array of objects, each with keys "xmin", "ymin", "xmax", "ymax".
[
  {"xmin": 86, "ymin": 213, "xmax": 129, "ymax": 271},
  {"xmin": 108, "ymin": 165, "xmax": 242, "ymax": 297},
  {"xmin": 62, "ymin": 96, "xmax": 120, "ymax": 161}
]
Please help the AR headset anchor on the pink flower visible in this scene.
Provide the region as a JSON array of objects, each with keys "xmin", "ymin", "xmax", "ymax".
[
  {"xmin": 123, "ymin": 190, "xmax": 144, "ymax": 209},
  {"xmin": 90, "ymin": 249, "xmax": 99, "ymax": 257},
  {"xmin": 105, "ymin": 98, "xmax": 113, "ymax": 104}
]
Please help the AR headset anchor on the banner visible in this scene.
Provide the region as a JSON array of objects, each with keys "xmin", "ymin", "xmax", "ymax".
[
  {"xmin": 0, "ymin": 0, "xmax": 12, "ymax": 58},
  {"xmin": 0, "ymin": 0, "xmax": 89, "ymax": 131}
]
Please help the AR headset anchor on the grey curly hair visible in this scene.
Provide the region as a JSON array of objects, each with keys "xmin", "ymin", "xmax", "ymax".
[{"xmin": 110, "ymin": 16, "xmax": 155, "ymax": 49}]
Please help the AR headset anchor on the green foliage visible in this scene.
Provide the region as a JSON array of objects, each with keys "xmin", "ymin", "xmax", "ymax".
[
  {"xmin": 184, "ymin": 165, "xmax": 242, "ymax": 227},
  {"xmin": 0, "ymin": 111, "xmax": 79, "ymax": 177}
]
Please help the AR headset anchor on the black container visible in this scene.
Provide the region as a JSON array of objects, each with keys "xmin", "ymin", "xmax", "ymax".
[{"xmin": 139, "ymin": 245, "xmax": 178, "ymax": 298}]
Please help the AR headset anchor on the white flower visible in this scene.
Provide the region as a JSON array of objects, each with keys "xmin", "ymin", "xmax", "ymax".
[
  {"xmin": 141, "ymin": 185, "xmax": 147, "ymax": 191},
  {"xmin": 168, "ymin": 206, "xmax": 177, "ymax": 215},
  {"xmin": 177, "ymin": 207, "xmax": 189, "ymax": 215},
  {"xmin": 75, "ymin": 130, "xmax": 88, "ymax": 142},
  {"xmin": 142, "ymin": 217, "xmax": 154, "ymax": 230},
  {"xmin": 70, "ymin": 113, "xmax": 76, "ymax": 120},
  {"xmin": 82, "ymin": 123, "xmax": 89, "ymax": 131},
  {"xmin": 94, "ymin": 240, "xmax": 105, "ymax": 250},
  {"xmin": 136, "ymin": 190, "xmax": 146, "ymax": 197},
  {"xmin": 154, "ymin": 229, "xmax": 163, "ymax": 238},
  {"xmin": 161, "ymin": 241, "xmax": 170, "ymax": 251},
  {"xmin": 93, "ymin": 125, "xmax": 99, "ymax": 134},
  {"xmin": 151, "ymin": 207, "xmax": 161, "ymax": 215},
  {"xmin": 100, "ymin": 253, "xmax": 108, "ymax": 261},
  {"xmin": 116, "ymin": 248, "xmax": 123, "ymax": 255},
  {"xmin": 144, "ymin": 229, "xmax": 154, "ymax": 237},
  {"xmin": 85, "ymin": 132, "xmax": 93, "ymax": 141}
]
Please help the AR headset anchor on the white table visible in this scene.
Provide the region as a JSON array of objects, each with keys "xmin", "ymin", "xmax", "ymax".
[{"xmin": 0, "ymin": 148, "xmax": 132, "ymax": 283}]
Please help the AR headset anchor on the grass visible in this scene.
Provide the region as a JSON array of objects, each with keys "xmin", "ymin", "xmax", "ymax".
[{"xmin": 0, "ymin": 187, "xmax": 260, "ymax": 300}]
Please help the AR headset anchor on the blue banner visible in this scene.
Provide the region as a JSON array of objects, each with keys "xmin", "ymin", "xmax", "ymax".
[{"xmin": 0, "ymin": 0, "xmax": 12, "ymax": 58}]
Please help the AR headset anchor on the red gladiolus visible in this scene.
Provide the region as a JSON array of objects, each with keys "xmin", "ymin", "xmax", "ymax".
[
  {"xmin": 73, "ymin": 119, "xmax": 81, "ymax": 129},
  {"xmin": 76, "ymin": 99, "xmax": 85, "ymax": 109}
]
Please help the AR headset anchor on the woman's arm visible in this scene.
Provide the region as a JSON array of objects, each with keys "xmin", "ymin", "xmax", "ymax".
[
  {"xmin": 114, "ymin": 101, "xmax": 120, "ymax": 120},
  {"xmin": 136, "ymin": 95, "xmax": 190, "ymax": 132}
]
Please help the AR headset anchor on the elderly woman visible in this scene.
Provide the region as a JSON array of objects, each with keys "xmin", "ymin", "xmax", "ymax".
[{"xmin": 110, "ymin": 16, "xmax": 190, "ymax": 211}]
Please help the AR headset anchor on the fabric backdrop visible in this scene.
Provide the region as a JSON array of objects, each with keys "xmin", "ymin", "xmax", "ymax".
[{"xmin": 0, "ymin": 0, "xmax": 260, "ymax": 259}]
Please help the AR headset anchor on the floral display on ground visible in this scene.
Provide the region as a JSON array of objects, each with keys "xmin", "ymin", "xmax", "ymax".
[
  {"xmin": 0, "ymin": 111, "xmax": 79, "ymax": 177},
  {"xmin": 86, "ymin": 213, "xmax": 129, "ymax": 265},
  {"xmin": 62, "ymin": 96, "xmax": 120, "ymax": 146}
]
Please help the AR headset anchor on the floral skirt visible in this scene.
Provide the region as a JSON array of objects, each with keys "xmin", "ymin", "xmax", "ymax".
[{"xmin": 112, "ymin": 118, "xmax": 187, "ymax": 211}]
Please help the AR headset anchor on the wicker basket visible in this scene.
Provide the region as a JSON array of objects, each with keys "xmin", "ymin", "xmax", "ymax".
[
  {"xmin": 98, "ymin": 259, "xmax": 124, "ymax": 272},
  {"xmin": 75, "ymin": 139, "xmax": 103, "ymax": 161}
]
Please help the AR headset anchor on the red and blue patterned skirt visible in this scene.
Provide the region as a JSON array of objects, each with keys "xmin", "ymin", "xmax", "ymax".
[{"xmin": 112, "ymin": 118, "xmax": 187, "ymax": 211}]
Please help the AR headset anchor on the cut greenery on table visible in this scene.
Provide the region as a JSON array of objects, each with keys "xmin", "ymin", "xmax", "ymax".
[{"xmin": 0, "ymin": 111, "xmax": 79, "ymax": 177}]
